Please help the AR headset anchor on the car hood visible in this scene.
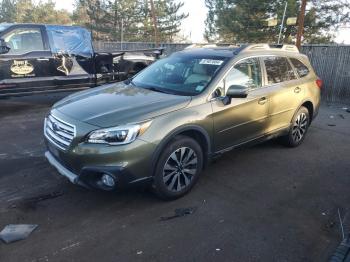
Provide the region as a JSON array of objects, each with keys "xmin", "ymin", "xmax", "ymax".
[{"xmin": 54, "ymin": 82, "xmax": 191, "ymax": 127}]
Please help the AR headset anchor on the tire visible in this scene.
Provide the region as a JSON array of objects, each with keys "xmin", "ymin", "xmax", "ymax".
[
  {"xmin": 280, "ymin": 106, "xmax": 310, "ymax": 147},
  {"xmin": 152, "ymin": 135, "xmax": 204, "ymax": 200}
]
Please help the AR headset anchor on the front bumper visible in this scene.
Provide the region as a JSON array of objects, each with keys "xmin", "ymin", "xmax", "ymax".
[
  {"xmin": 44, "ymin": 136, "xmax": 157, "ymax": 190},
  {"xmin": 44, "ymin": 109, "xmax": 158, "ymax": 190},
  {"xmin": 45, "ymin": 145, "xmax": 155, "ymax": 190},
  {"xmin": 45, "ymin": 151, "xmax": 79, "ymax": 184}
]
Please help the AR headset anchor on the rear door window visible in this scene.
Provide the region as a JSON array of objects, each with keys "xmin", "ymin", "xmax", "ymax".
[
  {"xmin": 263, "ymin": 56, "xmax": 297, "ymax": 85},
  {"xmin": 3, "ymin": 27, "xmax": 45, "ymax": 55},
  {"xmin": 290, "ymin": 58, "xmax": 310, "ymax": 78}
]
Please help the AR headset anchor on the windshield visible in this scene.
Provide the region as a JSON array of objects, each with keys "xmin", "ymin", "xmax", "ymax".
[{"xmin": 132, "ymin": 53, "xmax": 228, "ymax": 96}]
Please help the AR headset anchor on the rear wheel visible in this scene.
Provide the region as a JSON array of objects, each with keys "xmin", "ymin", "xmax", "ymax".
[
  {"xmin": 152, "ymin": 136, "xmax": 203, "ymax": 200},
  {"xmin": 280, "ymin": 106, "xmax": 310, "ymax": 147}
]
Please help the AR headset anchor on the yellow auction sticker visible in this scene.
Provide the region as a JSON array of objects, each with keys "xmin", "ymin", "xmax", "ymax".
[{"xmin": 11, "ymin": 60, "xmax": 34, "ymax": 75}]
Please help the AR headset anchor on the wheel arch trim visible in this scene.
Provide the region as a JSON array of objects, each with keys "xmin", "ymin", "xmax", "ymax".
[
  {"xmin": 288, "ymin": 100, "xmax": 314, "ymax": 129},
  {"xmin": 150, "ymin": 125, "xmax": 212, "ymax": 176},
  {"xmin": 297, "ymin": 100, "xmax": 314, "ymax": 120}
]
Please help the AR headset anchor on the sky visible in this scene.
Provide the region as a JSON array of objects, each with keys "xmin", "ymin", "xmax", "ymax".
[{"xmin": 53, "ymin": 0, "xmax": 349, "ymax": 44}]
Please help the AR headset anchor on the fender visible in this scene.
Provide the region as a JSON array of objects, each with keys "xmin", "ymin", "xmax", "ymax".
[{"xmin": 150, "ymin": 124, "xmax": 212, "ymax": 176}]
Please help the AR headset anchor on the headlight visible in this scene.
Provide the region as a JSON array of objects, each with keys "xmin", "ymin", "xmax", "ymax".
[{"xmin": 87, "ymin": 121, "xmax": 151, "ymax": 145}]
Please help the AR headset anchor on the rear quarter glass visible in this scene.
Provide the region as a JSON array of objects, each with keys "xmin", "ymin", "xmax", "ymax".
[{"xmin": 290, "ymin": 57, "xmax": 310, "ymax": 78}]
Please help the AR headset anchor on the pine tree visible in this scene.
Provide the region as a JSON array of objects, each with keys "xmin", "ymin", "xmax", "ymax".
[
  {"xmin": 74, "ymin": 0, "xmax": 188, "ymax": 42},
  {"xmin": 154, "ymin": 0, "xmax": 188, "ymax": 42},
  {"xmin": 0, "ymin": 0, "xmax": 72, "ymax": 25},
  {"xmin": 73, "ymin": 0, "xmax": 110, "ymax": 40},
  {"xmin": 205, "ymin": 0, "xmax": 350, "ymax": 44},
  {"xmin": 107, "ymin": 0, "xmax": 144, "ymax": 41},
  {"xmin": 0, "ymin": 0, "xmax": 17, "ymax": 23}
]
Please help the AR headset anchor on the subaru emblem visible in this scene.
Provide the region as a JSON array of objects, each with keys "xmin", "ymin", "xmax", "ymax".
[{"xmin": 52, "ymin": 122, "xmax": 59, "ymax": 132}]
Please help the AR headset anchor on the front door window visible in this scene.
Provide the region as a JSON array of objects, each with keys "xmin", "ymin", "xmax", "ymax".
[
  {"xmin": 225, "ymin": 58, "xmax": 262, "ymax": 91},
  {"xmin": 3, "ymin": 28, "xmax": 45, "ymax": 55}
]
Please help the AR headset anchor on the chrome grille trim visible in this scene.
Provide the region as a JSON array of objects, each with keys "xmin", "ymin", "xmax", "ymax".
[{"xmin": 44, "ymin": 114, "xmax": 76, "ymax": 151}]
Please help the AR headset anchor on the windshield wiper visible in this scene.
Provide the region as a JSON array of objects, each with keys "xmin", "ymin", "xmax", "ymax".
[
  {"xmin": 127, "ymin": 80, "xmax": 175, "ymax": 95},
  {"xmin": 146, "ymin": 86, "xmax": 173, "ymax": 94},
  {"xmin": 125, "ymin": 79, "xmax": 136, "ymax": 86}
]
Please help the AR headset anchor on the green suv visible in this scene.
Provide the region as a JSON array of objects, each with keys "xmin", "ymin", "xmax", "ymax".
[{"xmin": 44, "ymin": 44, "xmax": 321, "ymax": 199}]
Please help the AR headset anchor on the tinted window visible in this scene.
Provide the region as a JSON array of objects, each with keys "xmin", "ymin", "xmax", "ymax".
[
  {"xmin": 4, "ymin": 28, "xmax": 44, "ymax": 55},
  {"xmin": 225, "ymin": 58, "xmax": 262, "ymax": 90},
  {"xmin": 290, "ymin": 58, "xmax": 310, "ymax": 78},
  {"xmin": 264, "ymin": 57, "xmax": 296, "ymax": 84}
]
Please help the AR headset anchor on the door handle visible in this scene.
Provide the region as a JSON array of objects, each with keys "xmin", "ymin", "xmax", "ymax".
[
  {"xmin": 258, "ymin": 97, "xmax": 267, "ymax": 105},
  {"xmin": 294, "ymin": 87, "xmax": 301, "ymax": 93},
  {"xmin": 37, "ymin": 58, "xmax": 49, "ymax": 61}
]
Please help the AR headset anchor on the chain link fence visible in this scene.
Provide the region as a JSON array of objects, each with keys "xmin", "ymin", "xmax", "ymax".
[{"xmin": 301, "ymin": 45, "xmax": 350, "ymax": 104}]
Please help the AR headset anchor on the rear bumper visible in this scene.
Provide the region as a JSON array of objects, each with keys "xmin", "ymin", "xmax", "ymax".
[{"xmin": 312, "ymin": 99, "xmax": 321, "ymax": 121}]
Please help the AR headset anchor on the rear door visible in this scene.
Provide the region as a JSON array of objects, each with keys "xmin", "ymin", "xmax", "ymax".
[
  {"xmin": 0, "ymin": 25, "xmax": 56, "ymax": 96},
  {"xmin": 261, "ymin": 56, "xmax": 301, "ymax": 133}
]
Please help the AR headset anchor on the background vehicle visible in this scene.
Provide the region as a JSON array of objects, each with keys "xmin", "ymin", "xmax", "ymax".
[
  {"xmin": 44, "ymin": 44, "xmax": 321, "ymax": 199},
  {"xmin": 0, "ymin": 23, "xmax": 162, "ymax": 98}
]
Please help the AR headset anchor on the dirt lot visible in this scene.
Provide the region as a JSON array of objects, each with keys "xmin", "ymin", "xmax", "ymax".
[{"xmin": 0, "ymin": 93, "xmax": 349, "ymax": 262}]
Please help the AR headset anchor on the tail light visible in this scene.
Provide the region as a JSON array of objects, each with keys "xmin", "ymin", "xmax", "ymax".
[{"xmin": 316, "ymin": 79, "xmax": 323, "ymax": 88}]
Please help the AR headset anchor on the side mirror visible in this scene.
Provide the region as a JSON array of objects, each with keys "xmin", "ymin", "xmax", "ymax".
[
  {"xmin": 0, "ymin": 39, "xmax": 10, "ymax": 54},
  {"xmin": 226, "ymin": 85, "xmax": 249, "ymax": 98},
  {"xmin": 222, "ymin": 85, "xmax": 249, "ymax": 105}
]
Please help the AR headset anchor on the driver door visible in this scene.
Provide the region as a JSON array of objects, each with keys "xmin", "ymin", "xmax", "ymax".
[
  {"xmin": 211, "ymin": 58, "xmax": 269, "ymax": 151},
  {"xmin": 0, "ymin": 25, "xmax": 55, "ymax": 96}
]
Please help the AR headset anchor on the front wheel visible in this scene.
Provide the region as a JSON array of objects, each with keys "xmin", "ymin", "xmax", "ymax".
[
  {"xmin": 280, "ymin": 106, "xmax": 310, "ymax": 147},
  {"xmin": 152, "ymin": 136, "xmax": 203, "ymax": 200}
]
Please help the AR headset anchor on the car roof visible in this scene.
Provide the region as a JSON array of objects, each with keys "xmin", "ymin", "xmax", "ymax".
[
  {"xmin": 0, "ymin": 23, "xmax": 13, "ymax": 32},
  {"xmin": 0, "ymin": 23, "xmax": 85, "ymax": 30}
]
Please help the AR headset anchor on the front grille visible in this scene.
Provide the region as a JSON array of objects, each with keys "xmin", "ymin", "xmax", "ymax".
[{"xmin": 45, "ymin": 114, "xmax": 76, "ymax": 151}]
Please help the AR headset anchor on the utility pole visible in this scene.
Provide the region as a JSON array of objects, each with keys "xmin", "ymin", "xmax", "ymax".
[
  {"xmin": 296, "ymin": 0, "xmax": 307, "ymax": 49},
  {"xmin": 121, "ymin": 18, "xmax": 124, "ymax": 50},
  {"xmin": 149, "ymin": 0, "xmax": 160, "ymax": 46},
  {"xmin": 278, "ymin": 1, "xmax": 288, "ymax": 45}
]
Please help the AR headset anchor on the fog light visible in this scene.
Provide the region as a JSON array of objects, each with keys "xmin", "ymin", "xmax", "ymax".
[{"xmin": 101, "ymin": 174, "xmax": 115, "ymax": 187}]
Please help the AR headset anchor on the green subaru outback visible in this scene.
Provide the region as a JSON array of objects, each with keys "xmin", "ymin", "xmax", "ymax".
[{"xmin": 44, "ymin": 44, "xmax": 321, "ymax": 199}]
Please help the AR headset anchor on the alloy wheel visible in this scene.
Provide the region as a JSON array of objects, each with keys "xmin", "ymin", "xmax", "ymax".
[
  {"xmin": 162, "ymin": 147, "xmax": 198, "ymax": 192},
  {"xmin": 292, "ymin": 112, "xmax": 308, "ymax": 143}
]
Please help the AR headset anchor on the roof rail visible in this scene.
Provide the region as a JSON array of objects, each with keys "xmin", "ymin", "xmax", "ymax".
[
  {"xmin": 185, "ymin": 43, "xmax": 241, "ymax": 49},
  {"xmin": 281, "ymin": 45, "xmax": 299, "ymax": 52},
  {"xmin": 241, "ymin": 44, "xmax": 299, "ymax": 53}
]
